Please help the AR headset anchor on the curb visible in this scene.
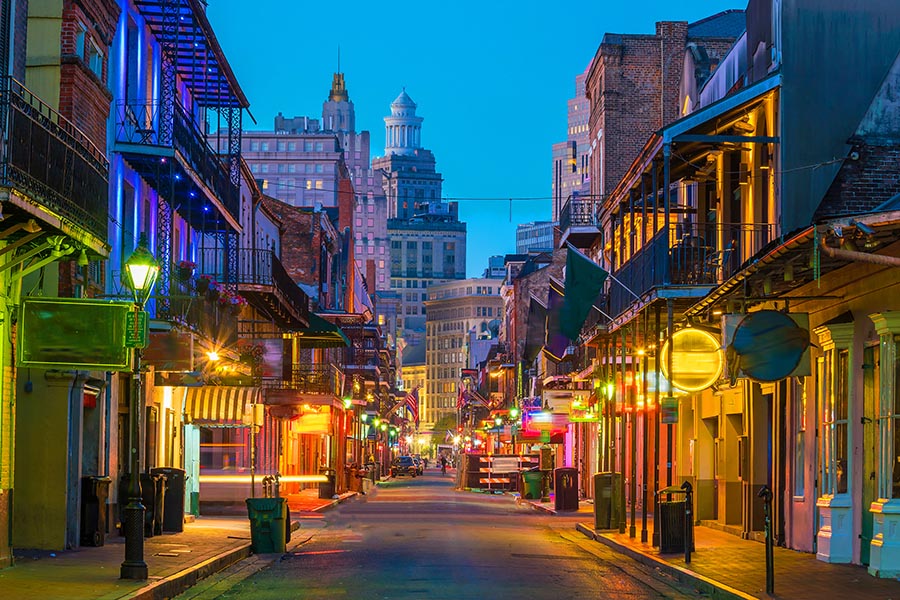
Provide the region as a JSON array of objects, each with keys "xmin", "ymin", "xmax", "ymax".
[
  {"xmin": 126, "ymin": 493, "xmax": 360, "ymax": 600},
  {"xmin": 126, "ymin": 543, "xmax": 252, "ymax": 600},
  {"xmin": 574, "ymin": 523, "xmax": 756, "ymax": 600}
]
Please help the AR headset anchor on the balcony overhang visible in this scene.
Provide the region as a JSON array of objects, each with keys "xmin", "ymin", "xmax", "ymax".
[
  {"xmin": 559, "ymin": 225, "xmax": 599, "ymax": 249},
  {"xmin": 133, "ymin": 0, "xmax": 249, "ymax": 109},
  {"xmin": 115, "ymin": 146, "xmax": 240, "ymax": 233},
  {"xmin": 294, "ymin": 312, "xmax": 350, "ymax": 348},
  {"xmin": 239, "ymin": 283, "xmax": 309, "ymax": 330}
]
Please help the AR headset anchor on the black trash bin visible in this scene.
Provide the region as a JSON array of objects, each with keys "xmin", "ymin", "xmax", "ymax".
[
  {"xmin": 140, "ymin": 473, "xmax": 166, "ymax": 537},
  {"xmin": 658, "ymin": 499, "xmax": 686, "ymax": 553},
  {"xmin": 151, "ymin": 467, "xmax": 185, "ymax": 532},
  {"xmin": 553, "ymin": 467, "xmax": 579, "ymax": 511},
  {"xmin": 81, "ymin": 476, "xmax": 111, "ymax": 547},
  {"xmin": 593, "ymin": 472, "xmax": 617, "ymax": 530},
  {"xmin": 318, "ymin": 470, "xmax": 336, "ymax": 499}
]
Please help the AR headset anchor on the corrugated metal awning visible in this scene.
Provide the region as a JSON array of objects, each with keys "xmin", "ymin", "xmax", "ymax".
[{"xmin": 184, "ymin": 386, "xmax": 259, "ymax": 426}]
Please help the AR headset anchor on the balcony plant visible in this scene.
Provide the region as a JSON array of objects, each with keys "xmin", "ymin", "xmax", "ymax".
[
  {"xmin": 196, "ymin": 274, "xmax": 214, "ymax": 295},
  {"xmin": 175, "ymin": 259, "xmax": 196, "ymax": 281}
]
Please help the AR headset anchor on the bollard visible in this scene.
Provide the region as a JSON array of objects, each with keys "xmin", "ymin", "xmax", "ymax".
[
  {"xmin": 274, "ymin": 473, "xmax": 281, "ymax": 498},
  {"xmin": 681, "ymin": 480, "xmax": 693, "ymax": 564},
  {"xmin": 758, "ymin": 485, "xmax": 774, "ymax": 595}
]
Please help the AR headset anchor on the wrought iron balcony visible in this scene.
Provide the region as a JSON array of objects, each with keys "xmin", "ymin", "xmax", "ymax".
[
  {"xmin": 162, "ymin": 279, "xmax": 240, "ymax": 347},
  {"xmin": 113, "ymin": 100, "xmax": 239, "ymax": 227},
  {"xmin": 0, "ymin": 77, "xmax": 108, "ymax": 244},
  {"xmin": 261, "ymin": 364, "xmax": 344, "ymax": 408},
  {"xmin": 195, "ymin": 247, "xmax": 310, "ymax": 330},
  {"xmin": 559, "ymin": 195, "xmax": 603, "ymax": 248},
  {"xmin": 608, "ymin": 221, "xmax": 774, "ymax": 318}
]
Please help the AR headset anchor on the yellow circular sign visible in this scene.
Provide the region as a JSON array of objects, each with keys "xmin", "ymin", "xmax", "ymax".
[{"xmin": 659, "ymin": 328, "xmax": 724, "ymax": 392}]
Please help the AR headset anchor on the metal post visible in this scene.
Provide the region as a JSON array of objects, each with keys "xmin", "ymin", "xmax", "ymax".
[
  {"xmin": 619, "ymin": 327, "xmax": 626, "ymax": 534},
  {"xmin": 666, "ymin": 299, "xmax": 674, "ymax": 491},
  {"xmin": 629, "ymin": 321, "xmax": 637, "ymax": 539},
  {"xmin": 652, "ymin": 305, "xmax": 661, "ymax": 548},
  {"xmin": 641, "ymin": 311, "xmax": 649, "ymax": 544},
  {"xmin": 121, "ymin": 312, "xmax": 147, "ymax": 580},
  {"xmin": 682, "ymin": 480, "xmax": 693, "ymax": 564},
  {"xmin": 759, "ymin": 485, "xmax": 774, "ymax": 594}
]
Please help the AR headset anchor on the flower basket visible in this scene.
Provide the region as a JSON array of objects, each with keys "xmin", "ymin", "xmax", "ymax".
[
  {"xmin": 176, "ymin": 266, "xmax": 193, "ymax": 281},
  {"xmin": 195, "ymin": 277, "xmax": 210, "ymax": 294},
  {"xmin": 206, "ymin": 287, "xmax": 220, "ymax": 302}
]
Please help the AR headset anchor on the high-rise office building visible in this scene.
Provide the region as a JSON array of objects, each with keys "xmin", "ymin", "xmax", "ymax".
[
  {"xmin": 424, "ymin": 279, "xmax": 502, "ymax": 426},
  {"xmin": 551, "ymin": 66, "xmax": 592, "ymax": 221},
  {"xmin": 516, "ymin": 221, "xmax": 556, "ymax": 253},
  {"xmin": 373, "ymin": 90, "xmax": 466, "ymax": 343}
]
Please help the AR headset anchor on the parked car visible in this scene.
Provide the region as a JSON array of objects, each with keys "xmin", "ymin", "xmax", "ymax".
[
  {"xmin": 390, "ymin": 455, "xmax": 418, "ymax": 478},
  {"xmin": 411, "ymin": 456, "xmax": 424, "ymax": 475}
]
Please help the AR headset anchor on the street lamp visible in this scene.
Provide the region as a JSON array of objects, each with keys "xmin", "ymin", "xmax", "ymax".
[{"xmin": 120, "ymin": 233, "xmax": 159, "ymax": 580}]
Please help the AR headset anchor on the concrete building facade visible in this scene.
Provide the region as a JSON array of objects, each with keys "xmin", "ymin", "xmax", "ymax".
[
  {"xmin": 425, "ymin": 279, "xmax": 503, "ymax": 426},
  {"xmin": 551, "ymin": 66, "xmax": 591, "ymax": 221},
  {"xmin": 516, "ymin": 221, "xmax": 557, "ymax": 253}
]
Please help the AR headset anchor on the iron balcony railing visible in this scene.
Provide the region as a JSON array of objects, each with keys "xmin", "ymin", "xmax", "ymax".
[
  {"xmin": 114, "ymin": 100, "xmax": 239, "ymax": 219},
  {"xmin": 559, "ymin": 195, "xmax": 603, "ymax": 233},
  {"xmin": 195, "ymin": 247, "xmax": 310, "ymax": 324},
  {"xmin": 163, "ymin": 280, "xmax": 240, "ymax": 347},
  {"xmin": 262, "ymin": 364, "xmax": 343, "ymax": 396},
  {"xmin": 0, "ymin": 77, "xmax": 109, "ymax": 241},
  {"xmin": 608, "ymin": 221, "xmax": 774, "ymax": 318}
]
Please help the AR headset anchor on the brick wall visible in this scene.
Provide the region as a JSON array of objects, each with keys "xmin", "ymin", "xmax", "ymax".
[
  {"xmin": 58, "ymin": 0, "xmax": 118, "ymax": 149},
  {"xmin": 816, "ymin": 141, "xmax": 900, "ymax": 218}
]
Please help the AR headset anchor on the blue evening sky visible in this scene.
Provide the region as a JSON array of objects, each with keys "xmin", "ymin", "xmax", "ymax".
[{"xmin": 207, "ymin": 0, "xmax": 745, "ymax": 277}]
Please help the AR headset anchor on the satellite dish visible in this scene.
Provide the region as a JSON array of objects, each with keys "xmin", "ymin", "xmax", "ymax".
[{"xmin": 726, "ymin": 310, "xmax": 811, "ymax": 384}]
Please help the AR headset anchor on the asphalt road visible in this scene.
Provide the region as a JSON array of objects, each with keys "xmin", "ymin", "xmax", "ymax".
[{"xmin": 177, "ymin": 468, "xmax": 699, "ymax": 600}]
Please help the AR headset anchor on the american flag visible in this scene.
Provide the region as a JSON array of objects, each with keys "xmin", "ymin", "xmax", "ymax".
[
  {"xmin": 456, "ymin": 384, "xmax": 466, "ymax": 410},
  {"xmin": 405, "ymin": 387, "xmax": 419, "ymax": 428}
]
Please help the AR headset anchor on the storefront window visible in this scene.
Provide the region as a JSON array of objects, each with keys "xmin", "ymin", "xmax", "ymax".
[{"xmin": 794, "ymin": 377, "xmax": 806, "ymax": 497}]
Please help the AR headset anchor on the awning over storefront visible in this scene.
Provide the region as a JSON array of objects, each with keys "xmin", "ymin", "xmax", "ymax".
[
  {"xmin": 295, "ymin": 312, "xmax": 350, "ymax": 348},
  {"xmin": 184, "ymin": 386, "xmax": 259, "ymax": 426}
]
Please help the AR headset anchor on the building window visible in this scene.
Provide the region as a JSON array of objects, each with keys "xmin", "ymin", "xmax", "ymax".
[
  {"xmin": 821, "ymin": 349, "xmax": 848, "ymax": 495},
  {"xmin": 794, "ymin": 377, "xmax": 806, "ymax": 497},
  {"xmin": 288, "ymin": 142, "xmax": 296, "ymax": 151}
]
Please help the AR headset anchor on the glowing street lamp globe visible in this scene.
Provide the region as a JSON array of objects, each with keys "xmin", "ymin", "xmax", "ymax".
[{"xmin": 123, "ymin": 234, "xmax": 159, "ymax": 306}]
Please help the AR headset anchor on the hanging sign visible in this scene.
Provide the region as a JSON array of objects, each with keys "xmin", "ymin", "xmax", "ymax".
[{"xmin": 659, "ymin": 328, "xmax": 724, "ymax": 393}]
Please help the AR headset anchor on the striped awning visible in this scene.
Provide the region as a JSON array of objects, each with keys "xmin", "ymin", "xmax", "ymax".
[{"xmin": 184, "ymin": 386, "xmax": 260, "ymax": 426}]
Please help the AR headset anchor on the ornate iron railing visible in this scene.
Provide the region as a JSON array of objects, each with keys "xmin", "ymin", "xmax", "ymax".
[
  {"xmin": 114, "ymin": 100, "xmax": 239, "ymax": 219},
  {"xmin": 0, "ymin": 77, "xmax": 109, "ymax": 241},
  {"xmin": 608, "ymin": 221, "xmax": 774, "ymax": 317}
]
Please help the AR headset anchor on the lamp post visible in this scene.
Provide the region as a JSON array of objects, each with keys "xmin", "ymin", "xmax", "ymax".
[{"xmin": 120, "ymin": 233, "xmax": 159, "ymax": 580}]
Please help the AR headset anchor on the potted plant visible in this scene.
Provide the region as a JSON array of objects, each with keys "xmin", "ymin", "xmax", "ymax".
[
  {"xmin": 196, "ymin": 274, "xmax": 213, "ymax": 295},
  {"xmin": 206, "ymin": 279, "xmax": 222, "ymax": 302},
  {"xmin": 175, "ymin": 259, "xmax": 196, "ymax": 281}
]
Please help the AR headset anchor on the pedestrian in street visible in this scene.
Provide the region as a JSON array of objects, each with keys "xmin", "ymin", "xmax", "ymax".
[{"xmin": 440, "ymin": 454, "xmax": 448, "ymax": 475}]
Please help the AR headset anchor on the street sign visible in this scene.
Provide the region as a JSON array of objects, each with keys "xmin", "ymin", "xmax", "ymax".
[
  {"xmin": 125, "ymin": 310, "xmax": 148, "ymax": 348},
  {"xmin": 661, "ymin": 396, "xmax": 679, "ymax": 424}
]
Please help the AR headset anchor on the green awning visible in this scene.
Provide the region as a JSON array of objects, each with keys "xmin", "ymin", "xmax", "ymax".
[{"xmin": 295, "ymin": 313, "xmax": 350, "ymax": 348}]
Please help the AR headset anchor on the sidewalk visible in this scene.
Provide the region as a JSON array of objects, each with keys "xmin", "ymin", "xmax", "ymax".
[
  {"xmin": 0, "ymin": 489, "xmax": 358, "ymax": 600},
  {"xmin": 519, "ymin": 496, "xmax": 900, "ymax": 600}
]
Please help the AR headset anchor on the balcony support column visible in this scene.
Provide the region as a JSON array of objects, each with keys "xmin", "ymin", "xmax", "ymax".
[{"xmin": 662, "ymin": 143, "xmax": 671, "ymax": 285}]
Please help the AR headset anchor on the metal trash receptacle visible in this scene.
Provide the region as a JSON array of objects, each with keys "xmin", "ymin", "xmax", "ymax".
[
  {"xmin": 81, "ymin": 476, "xmax": 111, "ymax": 546},
  {"xmin": 522, "ymin": 469, "xmax": 543, "ymax": 500},
  {"xmin": 246, "ymin": 497, "xmax": 287, "ymax": 553},
  {"xmin": 319, "ymin": 469, "xmax": 336, "ymax": 499},
  {"xmin": 659, "ymin": 500, "xmax": 686, "ymax": 553},
  {"xmin": 151, "ymin": 467, "xmax": 185, "ymax": 532},
  {"xmin": 593, "ymin": 472, "xmax": 617, "ymax": 530},
  {"xmin": 554, "ymin": 467, "xmax": 579, "ymax": 511}
]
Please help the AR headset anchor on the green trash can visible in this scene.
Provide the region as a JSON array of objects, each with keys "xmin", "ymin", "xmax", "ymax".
[
  {"xmin": 246, "ymin": 497, "xmax": 287, "ymax": 553},
  {"xmin": 522, "ymin": 470, "xmax": 543, "ymax": 500}
]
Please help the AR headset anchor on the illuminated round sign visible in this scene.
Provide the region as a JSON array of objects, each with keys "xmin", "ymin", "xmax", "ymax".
[{"xmin": 659, "ymin": 328, "xmax": 724, "ymax": 392}]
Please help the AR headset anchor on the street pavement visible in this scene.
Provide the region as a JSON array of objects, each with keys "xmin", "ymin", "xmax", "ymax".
[
  {"xmin": 521, "ymin": 496, "xmax": 900, "ymax": 600},
  {"xmin": 2, "ymin": 475, "xmax": 899, "ymax": 599},
  {"xmin": 0, "ymin": 489, "xmax": 356, "ymax": 600}
]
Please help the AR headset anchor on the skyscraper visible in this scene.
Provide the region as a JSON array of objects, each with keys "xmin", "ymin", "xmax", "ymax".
[
  {"xmin": 551, "ymin": 66, "xmax": 592, "ymax": 221},
  {"xmin": 372, "ymin": 90, "xmax": 467, "ymax": 344}
]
